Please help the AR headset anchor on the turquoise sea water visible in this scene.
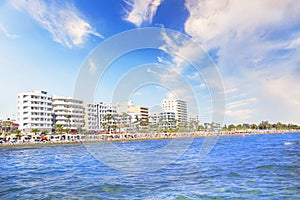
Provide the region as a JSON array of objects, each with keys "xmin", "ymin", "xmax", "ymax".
[{"xmin": 1, "ymin": 133, "xmax": 299, "ymax": 199}]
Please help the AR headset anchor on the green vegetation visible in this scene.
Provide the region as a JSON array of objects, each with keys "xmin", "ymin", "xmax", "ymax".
[{"xmin": 221, "ymin": 121, "xmax": 300, "ymax": 131}]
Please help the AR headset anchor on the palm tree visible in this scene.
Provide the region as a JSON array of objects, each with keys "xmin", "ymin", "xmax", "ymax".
[
  {"xmin": 32, "ymin": 128, "xmax": 40, "ymax": 136},
  {"xmin": 103, "ymin": 114, "xmax": 114, "ymax": 133},
  {"xmin": 77, "ymin": 127, "xmax": 82, "ymax": 134},
  {"xmin": 101, "ymin": 122, "xmax": 108, "ymax": 133},
  {"xmin": 54, "ymin": 124, "xmax": 64, "ymax": 134},
  {"xmin": 14, "ymin": 129, "xmax": 22, "ymax": 141},
  {"xmin": 133, "ymin": 115, "xmax": 142, "ymax": 133}
]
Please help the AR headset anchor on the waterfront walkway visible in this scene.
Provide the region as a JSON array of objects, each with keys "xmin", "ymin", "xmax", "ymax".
[{"xmin": 1, "ymin": 129, "xmax": 299, "ymax": 148}]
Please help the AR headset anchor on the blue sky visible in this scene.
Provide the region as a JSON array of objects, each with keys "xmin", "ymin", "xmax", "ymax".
[{"xmin": 0, "ymin": 0, "xmax": 300, "ymax": 125}]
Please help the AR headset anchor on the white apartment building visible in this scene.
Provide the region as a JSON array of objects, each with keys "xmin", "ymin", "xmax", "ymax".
[
  {"xmin": 160, "ymin": 112, "xmax": 176, "ymax": 129},
  {"xmin": 17, "ymin": 90, "xmax": 53, "ymax": 132},
  {"xmin": 52, "ymin": 96, "xmax": 85, "ymax": 130},
  {"xmin": 96, "ymin": 102, "xmax": 117, "ymax": 131},
  {"xmin": 84, "ymin": 103, "xmax": 98, "ymax": 131},
  {"xmin": 149, "ymin": 112, "xmax": 176, "ymax": 130},
  {"xmin": 162, "ymin": 99, "xmax": 187, "ymax": 124}
]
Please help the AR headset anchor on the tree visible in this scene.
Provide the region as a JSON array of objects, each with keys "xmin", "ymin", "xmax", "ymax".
[
  {"xmin": 259, "ymin": 121, "xmax": 269, "ymax": 130},
  {"xmin": 250, "ymin": 124, "xmax": 258, "ymax": 130},
  {"xmin": 103, "ymin": 114, "xmax": 114, "ymax": 133},
  {"xmin": 54, "ymin": 124, "xmax": 64, "ymax": 134},
  {"xmin": 64, "ymin": 128, "xmax": 70, "ymax": 134},
  {"xmin": 14, "ymin": 129, "xmax": 22, "ymax": 140},
  {"xmin": 198, "ymin": 125, "xmax": 205, "ymax": 131},
  {"xmin": 228, "ymin": 124, "xmax": 236, "ymax": 131},
  {"xmin": 236, "ymin": 124, "xmax": 243, "ymax": 130},
  {"xmin": 32, "ymin": 128, "xmax": 40, "ymax": 135},
  {"xmin": 66, "ymin": 114, "xmax": 71, "ymax": 132},
  {"xmin": 101, "ymin": 122, "xmax": 108, "ymax": 132}
]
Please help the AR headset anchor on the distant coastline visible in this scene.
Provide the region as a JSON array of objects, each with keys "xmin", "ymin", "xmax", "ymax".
[{"xmin": 1, "ymin": 129, "xmax": 299, "ymax": 148}]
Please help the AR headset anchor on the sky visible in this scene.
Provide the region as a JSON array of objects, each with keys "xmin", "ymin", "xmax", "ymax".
[{"xmin": 0, "ymin": 0, "xmax": 300, "ymax": 125}]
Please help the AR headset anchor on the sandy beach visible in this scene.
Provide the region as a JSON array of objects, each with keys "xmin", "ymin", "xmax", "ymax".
[{"xmin": 1, "ymin": 129, "xmax": 299, "ymax": 148}]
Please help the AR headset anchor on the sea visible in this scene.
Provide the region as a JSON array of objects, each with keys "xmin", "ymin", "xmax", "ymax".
[{"xmin": 1, "ymin": 132, "xmax": 299, "ymax": 199}]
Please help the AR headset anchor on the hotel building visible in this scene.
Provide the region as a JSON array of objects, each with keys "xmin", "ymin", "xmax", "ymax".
[
  {"xmin": 149, "ymin": 111, "xmax": 176, "ymax": 130},
  {"xmin": 52, "ymin": 96, "xmax": 85, "ymax": 130},
  {"xmin": 96, "ymin": 102, "xmax": 117, "ymax": 131},
  {"xmin": 17, "ymin": 90, "xmax": 53, "ymax": 132},
  {"xmin": 84, "ymin": 103, "xmax": 98, "ymax": 131},
  {"xmin": 162, "ymin": 99, "xmax": 187, "ymax": 124},
  {"xmin": 128, "ymin": 105, "xmax": 149, "ymax": 123}
]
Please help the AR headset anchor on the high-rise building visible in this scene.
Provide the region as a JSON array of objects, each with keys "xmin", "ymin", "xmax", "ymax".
[
  {"xmin": 52, "ymin": 96, "xmax": 85, "ymax": 130},
  {"xmin": 162, "ymin": 99, "xmax": 187, "ymax": 124},
  {"xmin": 84, "ymin": 103, "xmax": 98, "ymax": 131},
  {"xmin": 96, "ymin": 102, "xmax": 117, "ymax": 131},
  {"xmin": 17, "ymin": 90, "xmax": 53, "ymax": 132}
]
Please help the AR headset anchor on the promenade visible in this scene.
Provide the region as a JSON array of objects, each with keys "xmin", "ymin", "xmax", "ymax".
[{"xmin": 1, "ymin": 129, "xmax": 299, "ymax": 148}]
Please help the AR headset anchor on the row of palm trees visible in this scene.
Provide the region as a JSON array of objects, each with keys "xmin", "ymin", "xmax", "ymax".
[{"xmin": 99, "ymin": 113, "xmax": 200, "ymax": 133}]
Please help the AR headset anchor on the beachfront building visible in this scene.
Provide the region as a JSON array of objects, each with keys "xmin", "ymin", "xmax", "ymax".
[
  {"xmin": 96, "ymin": 102, "xmax": 117, "ymax": 132},
  {"xmin": 116, "ymin": 102, "xmax": 149, "ymax": 132},
  {"xmin": 128, "ymin": 105, "xmax": 149, "ymax": 131},
  {"xmin": 17, "ymin": 90, "xmax": 53, "ymax": 132},
  {"xmin": 160, "ymin": 112, "xmax": 176, "ymax": 129},
  {"xmin": 52, "ymin": 96, "xmax": 85, "ymax": 131},
  {"xmin": 0, "ymin": 119, "xmax": 19, "ymax": 134},
  {"xmin": 84, "ymin": 103, "xmax": 98, "ymax": 131},
  {"xmin": 162, "ymin": 99, "xmax": 187, "ymax": 125},
  {"xmin": 149, "ymin": 112, "xmax": 176, "ymax": 131},
  {"xmin": 188, "ymin": 114, "xmax": 201, "ymax": 131},
  {"xmin": 128, "ymin": 106, "xmax": 149, "ymax": 123}
]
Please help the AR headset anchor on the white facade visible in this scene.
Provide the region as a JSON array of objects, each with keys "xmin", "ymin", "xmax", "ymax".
[
  {"xmin": 52, "ymin": 96, "xmax": 84, "ymax": 130},
  {"xmin": 84, "ymin": 103, "xmax": 98, "ymax": 131},
  {"xmin": 149, "ymin": 112, "xmax": 176, "ymax": 130},
  {"xmin": 160, "ymin": 112, "xmax": 176, "ymax": 129},
  {"xmin": 17, "ymin": 90, "xmax": 53, "ymax": 132},
  {"xmin": 96, "ymin": 102, "xmax": 117, "ymax": 131},
  {"xmin": 162, "ymin": 99, "xmax": 187, "ymax": 124}
]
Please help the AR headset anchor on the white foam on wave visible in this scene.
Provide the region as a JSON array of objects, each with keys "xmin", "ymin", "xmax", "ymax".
[{"xmin": 284, "ymin": 142, "xmax": 298, "ymax": 146}]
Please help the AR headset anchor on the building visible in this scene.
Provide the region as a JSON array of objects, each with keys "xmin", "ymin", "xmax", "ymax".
[
  {"xmin": 162, "ymin": 99, "xmax": 187, "ymax": 124},
  {"xmin": 116, "ymin": 102, "xmax": 149, "ymax": 131},
  {"xmin": 17, "ymin": 90, "xmax": 53, "ymax": 132},
  {"xmin": 84, "ymin": 103, "xmax": 98, "ymax": 131},
  {"xmin": 0, "ymin": 119, "xmax": 19, "ymax": 134},
  {"xmin": 149, "ymin": 112, "xmax": 176, "ymax": 131},
  {"xmin": 128, "ymin": 105, "xmax": 149, "ymax": 123},
  {"xmin": 52, "ymin": 96, "xmax": 85, "ymax": 131},
  {"xmin": 95, "ymin": 102, "xmax": 117, "ymax": 131},
  {"xmin": 160, "ymin": 112, "xmax": 176, "ymax": 129}
]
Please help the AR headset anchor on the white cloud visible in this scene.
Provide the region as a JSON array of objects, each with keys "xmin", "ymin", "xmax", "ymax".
[
  {"xmin": 226, "ymin": 98, "xmax": 256, "ymax": 110},
  {"xmin": 183, "ymin": 0, "xmax": 300, "ymax": 124},
  {"xmin": 88, "ymin": 59, "xmax": 97, "ymax": 73},
  {"xmin": 225, "ymin": 109, "xmax": 254, "ymax": 122},
  {"xmin": 225, "ymin": 87, "xmax": 238, "ymax": 95},
  {"xmin": 287, "ymin": 35, "xmax": 300, "ymax": 49},
  {"xmin": 123, "ymin": 0, "xmax": 162, "ymax": 27},
  {"xmin": 159, "ymin": 30, "xmax": 208, "ymax": 74},
  {"xmin": 0, "ymin": 22, "xmax": 19, "ymax": 39},
  {"xmin": 184, "ymin": 0, "xmax": 300, "ymax": 48},
  {"xmin": 10, "ymin": 0, "xmax": 103, "ymax": 48}
]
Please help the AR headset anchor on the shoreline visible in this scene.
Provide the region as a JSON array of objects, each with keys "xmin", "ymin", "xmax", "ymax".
[{"xmin": 1, "ymin": 130, "xmax": 299, "ymax": 149}]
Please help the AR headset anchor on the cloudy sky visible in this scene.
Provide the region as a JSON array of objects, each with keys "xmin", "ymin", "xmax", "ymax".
[{"xmin": 0, "ymin": 0, "xmax": 299, "ymax": 125}]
